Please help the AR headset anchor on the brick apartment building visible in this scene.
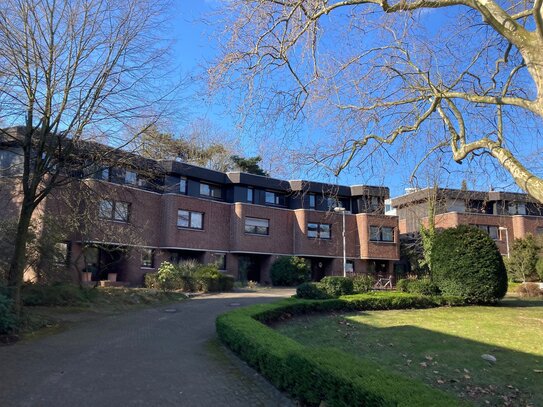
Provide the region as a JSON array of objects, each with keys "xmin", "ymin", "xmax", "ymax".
[
  {"xmin": 0, "ymin": 129, "xmax": 400, "ymax": 285},
  {"xmin": 388, "ymin": 187, "xmax": 543, "ymax": 256}
]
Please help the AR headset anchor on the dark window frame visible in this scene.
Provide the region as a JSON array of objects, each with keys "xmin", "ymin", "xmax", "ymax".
[
  {"xmin": 244, "ymin": 217, "xmax": 270, "ymax": 235},
  {"xmin": 141, "ymin": 248, "xmax": 155, "ymax": 268},
  {"xmin": 247, "ymin": 186, "xmax": 254, "ymax": 203},
  {"xmin": 177, "ymin": 209, "xmax": 204, "ymax": 230},
  {"xmin": 179, "ymin": 176, "xmax": 187, "ymax": 194},
  {"xmin": 472, "ymin": 224, "xmax": 499, "ymax": 240},
  {"xmin": 98, "ymin": 199, "xmax": 130, "ymax": 223},
  {"xmin": 200, "ymin": 182, "xmax": 222, "ymax": 199},
  {"xmin": 307, "ymin": 222, "xmax": 332, "ymax": 239},
  {"xmin": 264, "ymin": 190, "xmax": 284, "ymax": 206},
  {"xmin": 369, "ymin": 226, "xmax": 394, "ymax": 242},
  {"xmin": 308, "ymin": 193, "xmax": 316, "ymax": 209}
]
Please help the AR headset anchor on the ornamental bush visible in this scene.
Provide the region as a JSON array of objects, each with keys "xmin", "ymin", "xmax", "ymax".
[
  {"xmin": 351, "ymin": 274, "xmax": 375, "ymax": 293},
  {"xmin": 296, "ymin": 282, "xmax": 331, "ymax": 299},
  {"xmin": 431, "ymin": 225, "xmax": 507, "ymax": 303},
  {"xmin": 270, "ymin": 256, "xmax": 310, "ymax": 286},
  {"xmin": 146, "ymin": 261, "xmax": 233, "ymax": 292},
  {"xmin": 396, "ymin": 278, "xmax": 440, "ymax": 296},
  {"xmin": 318, "ymin": 276, "xmax": 353, "ymax": 297}
]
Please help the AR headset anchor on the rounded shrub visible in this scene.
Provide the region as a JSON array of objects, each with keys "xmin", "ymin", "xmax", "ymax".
[
  {"xmin": 296, "ymin": 282, "xmax": 331, "ymax": 299},
  {"xmin": 431, "ymin": 225, "xmax": 507, "ymax": 303},
  {"xmin": 0, "ymin": 293, "xmax": 17, "ymax": 334},
  {"xmin": 318, "ymin": 276, "xmax": 353, "ymax": 298},
  {"xmin": 270, "ymin": 256, "xmax": 310, "ymax": 286},
  {"xmin": 351, "ymin": 275, "xmax": 375, "ymax": 294}
]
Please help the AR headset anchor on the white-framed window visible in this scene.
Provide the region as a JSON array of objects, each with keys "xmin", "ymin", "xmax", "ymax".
[
  {"xmin": 245, "ymin": 217, "xmax": 269, "ymax": 235},
  {"xmin": 369, "ymin": 226, "xmax": 394, "ymax": 242},
  {"xmin": 177, "ymin": 210, "xmax": 204, "ymax": 230},
  {"xmin": 200, "ymin": 182, "xmax": 221, "ymax": 198},
  {"xmin": 141, "ymin": 248, "xmax": 155, "ymax": 268},
  {"xmin": 307, "ymin": 223, "xmax": 331, "ymax": 239}
]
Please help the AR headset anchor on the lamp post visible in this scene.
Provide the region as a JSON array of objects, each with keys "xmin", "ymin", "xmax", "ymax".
[
  {"xmin": 334, "ymin": 206, "xmax": 347, "ymax": 277},
  {"xmin": 498, "ymin": 226, "xmax": 510, "ymax": 258}
]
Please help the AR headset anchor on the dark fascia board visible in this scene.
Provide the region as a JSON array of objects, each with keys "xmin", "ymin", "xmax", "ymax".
[
  {"xmin": 390, "ymin": 187, "xmax": 537, "ymax": 208},
  {"xmin": 227, "ymin": 172, "xmax": 291, "ymax": 191},
  {"xmin": 350, "ymin": 185, "xmax": 390, "ymax": 198},
  {"xmin": 289, "ymin": 180, "xmax": 351, "ymax": 196},
  {"xmin": 162, "ymin": 160, "xmax": 228, "ymax": 184}
]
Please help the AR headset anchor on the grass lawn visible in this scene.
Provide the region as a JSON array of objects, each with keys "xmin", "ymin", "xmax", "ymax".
[{"xmin": 276, "ymin": 298, "xmax": 543, "ymax": 407}]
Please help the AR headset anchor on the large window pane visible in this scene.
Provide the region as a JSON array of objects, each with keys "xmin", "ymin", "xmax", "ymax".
[
  {"xmin": 319, "ymin": 224, "xmax": 331, "ymax": 239},
  {"xmin": 99, "ymin": 200, "xmax": 113, "ymax": 219},
  {"xmin": 265, "ymin": 191, "xmax": 276, "ymax": 204},
  {"xmin": 114, "ymin": 202, "xmax": 129, "ymax": 221},
  {"xmin": 125, "ymin": 171, "xmax": 137, "ymax": 185},
  {"xmin": 307, "ymin": 223, "xmax": 318, "ymax": 238},
  {"xmin": 370, "ymin": 226, "xmax": 381, "ymax": 241},
  {"xmin": 177, "ymin": 210, "xmax": 190, "ymax": 227},
  {"xmin": 179, "ymin": 177, "xmax": 187, "ymax": 194},
  {"xmin": 245, "ymin": 217, "xmax": 269, "ymax": 235},
  {"xmin": 381, "ymin": 227, "xmax": 394, "ymax": 242},
  {"xmin": 200, "ymin": 183, "xmax": 210, "ymax": 196},
  {"xmin": 191, "ymin": 212, "xmax": 203, "ymax": 229}
]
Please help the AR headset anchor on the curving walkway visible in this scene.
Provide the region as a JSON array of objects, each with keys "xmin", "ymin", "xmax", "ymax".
[{"xmin": 0, "ymin": 289, "xmax": 296, "ymax": 407}]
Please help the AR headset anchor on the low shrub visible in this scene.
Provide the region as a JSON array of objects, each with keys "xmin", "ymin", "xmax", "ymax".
[
  {"xmin": 145, "ymin": 261, "xmax": 233, "ymax": 292},
  {"xmin": 21, "ymin": 283, "xmax": 97, "ymax": 306},
  {"xmin": 217, "ymin": 292, "xmax": 466, "ymax": 407},
  {"xmin": 516, "ymin": 282, "xmax": 543, "ymax": 298},
  {"xmin": 296, "ymin": 282, "xmax": 331, "ymax": 299},
  {"xmin": 0, "ymin": 293, "xmax": 17, "ymax": 334},
  {"xmin": 351, "ymin": 274, "xmax": 375, "ymax": 293},
  {"xmin": 270, "ymin": 256, "xmax": 310, "ymax": 286},
  {"xmin": 318, "ymin": 276, "xmax": 353, "ymax": 297},
  {"xmin": 396, "ymin": 278, "xmax": 440, "ymax": 296}
]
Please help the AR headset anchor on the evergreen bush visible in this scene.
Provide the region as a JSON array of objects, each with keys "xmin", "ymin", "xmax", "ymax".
[
  {"xmin": 296, "ymin": 282, "xmax": 331, "ymax": 299},
  {"xmin": 270, "ymin": 256, "xmax": 310, "ymax": 286},
  {"xmin": 351, "ymin": 274, "xmax": 375, "ymax": 293},
  {"xmin": 318, "ymin": 276, "xmax": 353, "ymax": 297},
  {"xmin": 431, "ymin": 225, "xmax": 507, "ymax": 303}
]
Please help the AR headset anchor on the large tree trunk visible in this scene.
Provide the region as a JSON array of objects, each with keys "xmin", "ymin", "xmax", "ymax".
[{"xmin": 7, "ymin": 200, "xmax": 35, "ymax": 318}]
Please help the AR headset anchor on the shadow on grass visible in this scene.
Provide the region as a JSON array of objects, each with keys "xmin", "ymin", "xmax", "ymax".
[
  {"xmin": 278, "ymin": 309, "xmax": 543, "ymax": 407},
  {"xmin": 498, "ymin": 297, "xmax": 543, "ymax": 308}
]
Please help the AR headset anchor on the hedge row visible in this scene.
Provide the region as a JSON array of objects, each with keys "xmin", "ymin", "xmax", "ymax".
[{"xmin": 216, "ymin": 292, "xmax": 468, "ymax": 407}]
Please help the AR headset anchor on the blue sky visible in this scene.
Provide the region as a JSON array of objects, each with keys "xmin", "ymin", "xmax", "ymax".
[{"xmin": 166, "ymin": 1, "xmax": 534, "ymax": 198}]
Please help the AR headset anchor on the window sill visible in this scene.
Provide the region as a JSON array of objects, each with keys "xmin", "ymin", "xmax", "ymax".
[
  {"xmin": 140, "ymin": 266, "xmax": 155, "ymax": 270},
  {"xmin": 177, "ymin": 227, "xmax": 205, "ymax": 232},
  {"xmin": 244, "ymin": 232, "xmax": 270, "ymax": 237},
  {"xmin": 369, "ymin": 240, "xmax": 395, "ymax": 244}
]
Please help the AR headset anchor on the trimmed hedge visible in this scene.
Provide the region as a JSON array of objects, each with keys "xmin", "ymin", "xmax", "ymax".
[
  {"xmin": 318, "ymin": 276, "xmax": 353, "ymax": 297},
  {"xmin": 432, "ymin": 225, "xmax": 508, "ymax": 303},
  {"xmin": 217, "ymin": 292, "xmax": 467, "ymax": 406},
  {"xmin": 296, "ymin": 282, "xmax": 331, "ymax": 299},
  {"xmin": 396, "ymin": 278, "xmax": 440, "ymax": 296},
  {"xmin": 0, "ymin": 293, "xmax": 17, "ymax": 334}
]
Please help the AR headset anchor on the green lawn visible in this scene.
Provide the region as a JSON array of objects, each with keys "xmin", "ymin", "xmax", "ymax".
[{"xmin": 276, "ymin": 298, "xmax": 543, "ymax": 406}]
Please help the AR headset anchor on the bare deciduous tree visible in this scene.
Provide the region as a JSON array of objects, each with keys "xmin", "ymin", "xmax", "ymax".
[
  {"xmin": 0, "ymin": 0, "xmax": 175, "ymax": 314},
  {"xmin": 210, "ymin": 0, "xmax": 543, "ymax": 200}
]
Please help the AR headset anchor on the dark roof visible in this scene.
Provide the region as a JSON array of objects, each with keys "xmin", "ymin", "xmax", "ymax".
[{"xmin": 390, "ymin": 187, "xmax": 538, "ymax": 208}]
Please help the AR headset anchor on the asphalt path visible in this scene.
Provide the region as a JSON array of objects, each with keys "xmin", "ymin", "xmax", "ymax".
[{"xmin": 0, "ymin": 289, "xmax": 296, "ymax": 407}]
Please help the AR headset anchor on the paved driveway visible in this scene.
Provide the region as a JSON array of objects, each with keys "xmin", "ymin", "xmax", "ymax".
[{"xmin": 0, "ymin": 289, "xmax": 296, "ymax": 407}]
